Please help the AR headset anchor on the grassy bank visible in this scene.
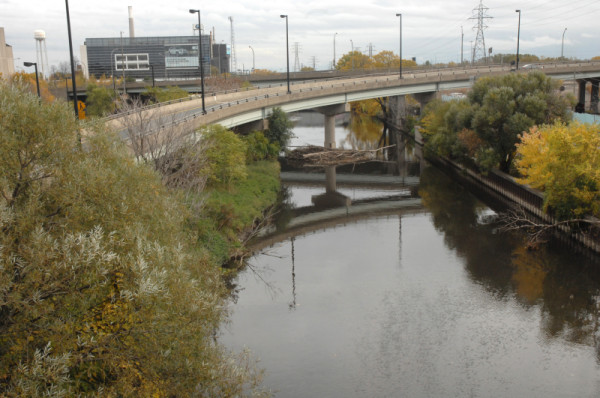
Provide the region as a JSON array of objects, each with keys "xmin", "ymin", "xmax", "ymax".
[{"xmin": 199, "ymin": 160, "xmax": 281, "ymax": 265}]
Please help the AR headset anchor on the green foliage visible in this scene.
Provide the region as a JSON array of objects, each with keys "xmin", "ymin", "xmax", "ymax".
[
  {"xmin": 421, "ymin": 71, "xmax": 574, "ymax": 173},
  {"xmin": 85, "ymin": 83, "xmax": 116, "ymax": 117},
  {"xmin": 142, "ymin": 86, "xmax": 189, "ymax": 103},
  {"xmin": 0, "ymin": 81, "xmax": 270, "ymax": 396},
  {"xmin": 266, "ymin": 107, "xmax": 294, "ymax": 150},
  {"xmin": 200, "ymin": 161, "xmax": 281, "ymax": 260},
  {"xmin": 200, "ymin": 124, "xmax": 248, "ymax": 187},
  {"xmin": 516, "ymin": 122, "xmax": 600, "ymax": 220},
  {"xmin": 244, "ymin": 131, "xmax": 280, "ymax": 162}
]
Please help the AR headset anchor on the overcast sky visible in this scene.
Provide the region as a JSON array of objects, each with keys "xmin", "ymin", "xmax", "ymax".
[{"xmin": 2, "ymin": 0, "xmax": 599, "ymax": 74}]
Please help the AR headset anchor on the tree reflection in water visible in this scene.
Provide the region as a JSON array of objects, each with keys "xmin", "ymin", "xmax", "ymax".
[{"xmin": 419, "ymin": 165, "xmax": 600, "ymax": 361}]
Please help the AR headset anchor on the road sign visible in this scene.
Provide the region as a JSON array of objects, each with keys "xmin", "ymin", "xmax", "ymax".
[{"xmin": 77, "ymin": 101, "xmax": 86, "ymax": 120}]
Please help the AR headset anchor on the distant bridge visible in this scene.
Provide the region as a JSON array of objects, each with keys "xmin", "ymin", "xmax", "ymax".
[{"xmin": 106, "ymin": 61, "xmax": 600, "ymax": 148}]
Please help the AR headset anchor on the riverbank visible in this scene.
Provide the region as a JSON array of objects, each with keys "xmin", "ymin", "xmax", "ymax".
[{"xmin": 199, "ymin": 160, "xmax": 281, "ymax": 265}]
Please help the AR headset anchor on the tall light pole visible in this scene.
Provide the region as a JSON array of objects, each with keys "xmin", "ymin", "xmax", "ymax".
[
  {"xmin": 190, "ymin": 9, "xmax": 206, "ymax": 114},
  {"xmin": 120, "ymin": 31, "xmax": 125, "ymax": 94},
  {"xmin": 249, "ymin": 45, "xmax": 255, "ymax": 71},
  {"xmin": 561, "ymin": 28, "xmax": 567, "ymax": 59},
  {"xmin": 350, "ymin": 39, "xmax": 354, "ymax": 70},
  {"xmin": 65, "ymin": 0, "xmax": 78, "ymax": 119},
  {"xmin": 280, "ymin": 14, "xmax": 290, "ymax": 94},
  {"xmin": 515, "ymin": 9, "xmax": 521, "ymax": 70},
  {"xmin": 333, "ymin": 32, "xmax": 338, "ymax": 69},
  {"xmin": 23, "ymin": 62, "xmax": 40, "ymax": 98},
  {"xmin": 396, "ymin": 13, "xmax": 402, "ymax": 79},
  {"xmin": 461, "ymin": 26, "xmax": 464, "ymax": 64}
]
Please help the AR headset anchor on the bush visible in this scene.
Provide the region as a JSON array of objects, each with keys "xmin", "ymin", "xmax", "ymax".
[
  {"xmin": 244, "ymin": 131, "xmax": 280, "ymax": 162},
  {"xmin": 0, "ymin": 81, "xmax": 268, "ymax": 396},
  {"xmin": 266, "ymin": 107, "xmax": 294, "ymax": 149},
  {"xmin": 200, "ymin": 124, "xmax": 248, "ymax": 187}
]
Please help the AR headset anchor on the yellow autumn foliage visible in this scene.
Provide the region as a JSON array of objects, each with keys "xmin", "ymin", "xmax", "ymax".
[{"xmin": 516, "ymin": 122, "xmax": 600, "ymax": 219}]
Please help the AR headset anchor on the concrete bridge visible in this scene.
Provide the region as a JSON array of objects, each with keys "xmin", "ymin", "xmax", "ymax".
[{"xmin": 107, "ymin": 61, "xmax": 600, "ymax": 149}]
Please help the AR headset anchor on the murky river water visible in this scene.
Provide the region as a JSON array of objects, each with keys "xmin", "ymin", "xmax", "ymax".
[{"xmin": 220, "ymin": 121, "xmax": 600, "ymax": 397}]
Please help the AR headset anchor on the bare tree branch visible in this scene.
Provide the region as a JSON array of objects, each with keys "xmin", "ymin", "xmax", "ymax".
[{"xmin": 499, "ymin": 206, "xmax": 600, "ymax": 244}]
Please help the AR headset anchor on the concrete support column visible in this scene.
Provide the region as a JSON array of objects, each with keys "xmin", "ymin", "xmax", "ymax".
[
  {"xmin": 576, "ymin": 80, "xmax": 587, "ymax": 113},
  {"xmin": 324, "ymin": 114, "xmax": 336, "ymax": 149},
  {"xmin": 412, "ymin": 91, "xmax": 437, "ymax": 115},
  {"xmin": 591, "ymin": 80, "xmax": 599, "ymax": 114},
  {"xmin": 315, "ymin": 103, "xmax": 350, "ymax": 149},
  {"xmin": 325, "ymin": 166, "xmax": 336, "ymax": 193}
]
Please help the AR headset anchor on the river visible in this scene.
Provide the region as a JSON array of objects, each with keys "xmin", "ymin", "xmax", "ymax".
[{"xmin": 219, "ymin": 114, "xmax": 600, "ymax": 397}]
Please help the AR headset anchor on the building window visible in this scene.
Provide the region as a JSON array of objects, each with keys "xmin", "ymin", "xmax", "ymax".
[{"xmin": 115, "ymin": 53, "xmax": 150, "ymax": 71}]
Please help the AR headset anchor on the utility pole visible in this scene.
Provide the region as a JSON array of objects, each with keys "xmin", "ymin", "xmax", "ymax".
[
  {"xmin": 293, "ymin": 42, "xmax": 301, "ymax": 72},
  {"xmin": 461, "ymin": 26, "xmax": 464, "ymax": 64},
  {"xmin": 469, "ymin": 1, "xmax": 492, "ymax": 63},
  {"xmin": 229, "ymin": 16, "xmax": 237, "ymax": 73}
]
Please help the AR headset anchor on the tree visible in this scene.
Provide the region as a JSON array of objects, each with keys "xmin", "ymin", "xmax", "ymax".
[
  {"xmin": 9, "ymin": 71, "xmax": 55, "ymax": 102},
  {"xmin": 0, "ymin": 80, "xmax": 267, "ymax": 396},
  {"xmin": 336, "ymin": 51, "xmax": 372, "ymax": 70},
  {"xmin": 421, "ymin": 71, "xmax": 574, "ymax": 173},
  {"xmin": 515, "ymin": 122, "xmax": 600, "ymax": 220},
  {"xmin": 265, "ymin": 107, "xmax": 294, "ymax": 149},
  {"xmin": 85, "ymin": 83, "xmax": 115, "ymax": 117},
  {"xmin": 371, "ymin": 51, "xmax": 417, "ymax": 70},
  {"xmin": 114, "ymin": 97, "xmax": 209, "ymax": 196},
  {"xmin": 200, "ymin": 124, "xmax": 248, "ymax": 187}
]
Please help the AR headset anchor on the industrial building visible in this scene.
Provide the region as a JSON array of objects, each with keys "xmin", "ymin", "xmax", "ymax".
[
  {"xmin": 0, "ymin": 27, "xmax": 15, "ymax": 78},
  {"xmin": 81, "ymin": 6, "xmax": 230, "ymax": 81},
  {"xmin": 82, "ymin": 35, "xmax": 231, "ymax": 80}
]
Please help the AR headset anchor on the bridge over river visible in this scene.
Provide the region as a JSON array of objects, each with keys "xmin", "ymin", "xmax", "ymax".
[{"xmin": 107, "ymin": 61, "xmax": 600, "ymax": 148}]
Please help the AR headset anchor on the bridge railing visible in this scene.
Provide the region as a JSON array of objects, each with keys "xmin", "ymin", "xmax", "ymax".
[{"xmin": 105, "ymin": 61, "xmax": 600, "ymax": 124}]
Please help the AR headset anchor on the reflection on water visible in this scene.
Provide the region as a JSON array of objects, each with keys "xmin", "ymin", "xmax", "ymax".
[
  {"xmin": 221, "ymin": 163, "xmax": 600, "ymax": 397},
  {"xmin": 290, "ymin": 111, "xmax": 382, "ymax": 149}
]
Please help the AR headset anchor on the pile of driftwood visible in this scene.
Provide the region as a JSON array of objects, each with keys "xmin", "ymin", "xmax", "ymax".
[{"xmin": 286, "ymin": 145, "xmax": 392, "ymax": 167}]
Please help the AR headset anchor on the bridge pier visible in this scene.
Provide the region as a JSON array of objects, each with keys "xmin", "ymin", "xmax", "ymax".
[
  {"xmin": 311, "ymin": 166, "xmax": 352, "ymax": 208},
  {"xmin": 315, "ymin": 103, "xmax": 350, "ymax": 149},
  {"xmin": 412, "ymin": 91, "xmax": 437, "ymax": 115},
  {"xmin": 577, "ymin": 80, "xmax": 587, "ymax": 112},
  {"xmin": 591, "ymin": 80, "xmax": 599, "ymax": 114}
]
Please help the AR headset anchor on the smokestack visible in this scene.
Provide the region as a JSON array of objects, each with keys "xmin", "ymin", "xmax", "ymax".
[{"xmin": 128, "ymin": 6, "xmax": 135, "ymax": 38}]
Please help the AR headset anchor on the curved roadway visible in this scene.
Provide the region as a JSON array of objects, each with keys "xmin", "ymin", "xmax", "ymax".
[{"xmin": 107, "ymin": 61, "xmax": 600, "ymax": 137}]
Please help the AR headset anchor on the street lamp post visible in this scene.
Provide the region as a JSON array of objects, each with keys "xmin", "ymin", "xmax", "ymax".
[
  {"xmin": 396, "ymin": 13, "xmax": 402, "ymax": 79},
  {"xmin": 65, "ymin": 0, "xmax": 78, "ymax": 119},
  {"xmin": 350, "ymin": 39, "xmax": 354, "ymax": 70},
  {"xmin": 110, "ymin": 48, "xmax": 119, "ymax": 95},
  {"xmin": 120, "ymin": 31, "xmax": 126, "ymax": 94},
  {"xmin": 23, "ymin": 62, "xmax": 40, "ymax": 98},
  {"xmin": 515, "ymin": 9, "xmax": 521, "ymax": 70},
  {"xmin": 280, "ymin": 14, "xmax": 290, "ymax": 94},
  {"xmin": 189, "ymin": 9, "xmax": 206, "ymax": 114},
  {"xmin": 561, "ymin": 28, "xmax": 567, "ymax": 59},
  {"xmin": 249, "ymin": 45, "xmax": 255, "ymax": 72},
  {"xmin": 333, "ymin": 32, "xmax": 338, "ymax": 69}
]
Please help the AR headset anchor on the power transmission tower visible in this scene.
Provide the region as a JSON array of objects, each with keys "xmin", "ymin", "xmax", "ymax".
[
  {"xmin": 293, "ymin": 42, "xmax": 301, "ymax": 72},
  {"xmin": 469, "ymin": 1, "xmax": 492, "ymax": 63},
  {"xmin": 229, "ymin": 16, "xmax": 237, "ymax": 73}
]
